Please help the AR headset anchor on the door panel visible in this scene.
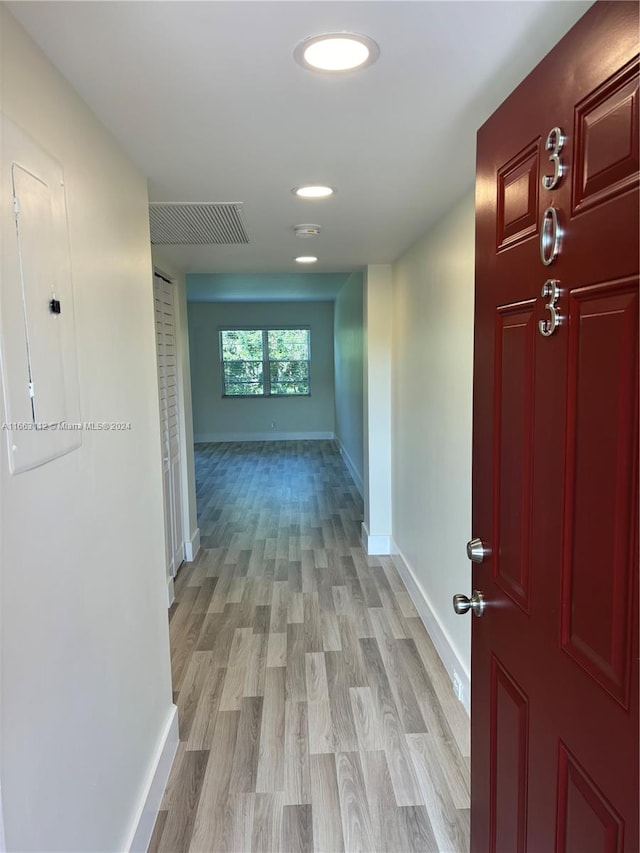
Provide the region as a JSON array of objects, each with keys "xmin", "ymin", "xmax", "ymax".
[
  {"xmin": 490, "ymin": 657, "xmax": 529, "ymax": 853},
  {"xmin": 497, "ymin": 142, "xmax": 540, "ymax": 250},
  {"xmin": 494, "ymin": 302, "xmax": 536, "ymax": 611},
  {"xmin": 472, "ymin": 4, "xmax": 638, "ymax": 851},
  {"xmin": 556, "ymin": 744, "xmax": 625, "ymax": 853},
  {"xmin": 573, "ymin": 57, "xmax": 639, "ymax": 214},
  {"xmin": 561, "ymin": 278, "xmax": 638, "ymax": 706}
]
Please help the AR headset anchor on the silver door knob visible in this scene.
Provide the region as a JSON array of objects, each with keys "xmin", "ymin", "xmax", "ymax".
[
  {"xmin": 466, "ymin": 537, "xmax": 490, "ymax": 563},
  {"xmin": 453, "ymin": 590, "xmax": 486, "ymax": 617}
]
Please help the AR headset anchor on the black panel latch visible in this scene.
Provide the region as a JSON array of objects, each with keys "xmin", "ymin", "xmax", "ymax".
[{"xmin": 49, "ymin": 298, "xmax": 61, "ymax": 315}]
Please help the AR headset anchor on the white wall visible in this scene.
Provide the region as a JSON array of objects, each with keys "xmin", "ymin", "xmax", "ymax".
[
  {"xmin": 151, "ymin": 250, "xmax": 200, "ymax": 566},
  {"xmin": 362, "ymin": 266, "xmax": 393, "ymax": 555},
  {"xmin": 188, "ymin": 301, "xmax": 335, "ymax": 441},
  {"xmin": 333, "ymin": 273, "xmax": 364, "ymax": 496},
  {"xmin": 0, "ymin": 8, "xmax": 175, "ymax": 851},
  {"xmin": 391, "ymin": 192, "xmax": 475, "ymax": 699}
]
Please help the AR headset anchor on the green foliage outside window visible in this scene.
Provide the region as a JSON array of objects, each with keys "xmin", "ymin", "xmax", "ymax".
[{"xmin": 219, "ymin": 328, "xmax": 310, "ymax": 396}]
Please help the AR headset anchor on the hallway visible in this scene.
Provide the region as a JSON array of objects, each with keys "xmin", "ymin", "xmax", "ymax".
[{"xmin": 150, "ymin": 441, "xmax": 470, "ymax": 853}]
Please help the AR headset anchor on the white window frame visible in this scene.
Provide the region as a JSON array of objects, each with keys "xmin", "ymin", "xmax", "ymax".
[{"xmin": 218, "ymin": 327, "xmax": 311, "ymax": 397}]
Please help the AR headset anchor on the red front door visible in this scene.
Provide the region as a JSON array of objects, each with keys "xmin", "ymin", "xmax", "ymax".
[{"xmin": 471, "ymin": 3, "xmax": 639, "ymax": 850}]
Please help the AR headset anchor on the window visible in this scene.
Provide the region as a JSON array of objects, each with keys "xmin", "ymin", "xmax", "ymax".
[{"xmin": 219, "ymin": 328, "xmax": 311, "ymax": 396}]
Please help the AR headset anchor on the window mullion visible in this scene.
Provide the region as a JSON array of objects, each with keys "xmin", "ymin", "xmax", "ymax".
[{"xmin": 263, "ymin": 329, "xmax": 270, "ymax": 396}]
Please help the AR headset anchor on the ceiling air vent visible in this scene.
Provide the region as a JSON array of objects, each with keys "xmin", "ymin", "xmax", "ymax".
[{"xmin": 149, "ymin": 202, "xmax": 249, "ymax": 245}]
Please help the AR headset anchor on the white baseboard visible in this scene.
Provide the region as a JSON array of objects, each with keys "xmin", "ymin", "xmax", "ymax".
[
  {"xmin": 184, "ymin": 527, "xmax": 200, "ymax": 562},
  {"xmin": 361, "ymin": 523, "xmax": 391, "ymax": 556},
  {"xmin": 166, "ymin": 576, "xmax": 175, "ymax": 608},
  {"xmin": 336, "ymin": 438, "xmax": 364, "ymax": 497},
  {"xmin": 124, "ymin": 704, "xmax": 179, "ymax": 853},
  {"xmin": 391, "ymin": 540, "xmax": 471, "ymax": 716},
  {"xmin": 194, "ymin": 431, "xmax": 335, "ymax": 443}
]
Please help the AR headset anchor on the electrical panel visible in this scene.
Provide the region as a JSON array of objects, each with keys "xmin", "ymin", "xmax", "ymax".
[{"xmin": 1, "ymin": 117, "xmax": 81, "ymax": 473}]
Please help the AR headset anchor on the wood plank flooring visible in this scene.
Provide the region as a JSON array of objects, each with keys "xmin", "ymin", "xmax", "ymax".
[{"xmin": 149, "ymin": 440, "xmax": 470, "ymax": 853}]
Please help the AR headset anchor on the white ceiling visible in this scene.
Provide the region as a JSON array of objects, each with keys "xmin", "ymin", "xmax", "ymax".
[{"xmin": 10, "ymin": 0, "xmax": 592, "ymax": 297}]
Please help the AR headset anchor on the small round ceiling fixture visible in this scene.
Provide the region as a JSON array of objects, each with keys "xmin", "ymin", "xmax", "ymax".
[
  {"xmin": 293, "ymin": 185, "xmax": 335, "ymax": 199},
  {"xmin": 295, "ymin": 256, "xmax": 318, "ymax": 264},
  {"xmin": 294, "ymin": 32, "xmax": 379, "ymax": 73},
  {"xmin": 294, "ymin": 224, "xmax": 321, "ymax": 238}
]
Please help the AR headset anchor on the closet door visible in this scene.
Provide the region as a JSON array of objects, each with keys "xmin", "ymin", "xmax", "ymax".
[{"xmin": 154, "ymin": 273, "xmax": 184, "ymax": 580}]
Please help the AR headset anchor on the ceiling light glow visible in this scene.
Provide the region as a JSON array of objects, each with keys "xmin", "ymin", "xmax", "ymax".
[
  {"xmin": 294, "ymin": 33, "xmax": 379, "ymax": 73},
  {"xmin": 293, "ymin": 185, "xmax": 335, "ymax": 199},
  {"xmin": 295, "ymin": 256, "xmax": 318, "ymax": 264},
  {"xmin": 305, "ymin": 38, "xmax": 368, "ymax": 71}
]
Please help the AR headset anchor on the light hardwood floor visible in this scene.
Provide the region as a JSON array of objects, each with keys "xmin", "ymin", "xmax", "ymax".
[{"xmin": 149, "ymin": 440, "xmax": 470, "ymax": 853}]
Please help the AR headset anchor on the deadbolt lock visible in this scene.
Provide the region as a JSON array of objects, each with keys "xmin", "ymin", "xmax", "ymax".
[{"xmin": 466, "ymin": 537, "xmax": 490, "ymax": 563}]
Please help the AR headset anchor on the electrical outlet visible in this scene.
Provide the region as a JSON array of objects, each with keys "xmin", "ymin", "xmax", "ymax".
[{"xmin": 453, "ymin": 671, "xmax": 464, "ymax": 704}]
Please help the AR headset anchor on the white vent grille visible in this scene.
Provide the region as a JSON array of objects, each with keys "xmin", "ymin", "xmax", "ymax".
[{"xmin": 149, "ymin": 203, "xmax": 249, "ymax": 245}]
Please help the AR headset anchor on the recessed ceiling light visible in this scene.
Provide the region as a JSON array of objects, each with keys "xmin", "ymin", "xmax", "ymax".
[
  {"xmin": 294, "ymin": 33, "xmax": 379, "ymax": 73},
  {"xmin": 293, "ymin": 185, "xmax": 335, "ymax": 199},
  {"xmin": 295, "ymin": 256, "xmax": 318, "ymax": 264}
]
